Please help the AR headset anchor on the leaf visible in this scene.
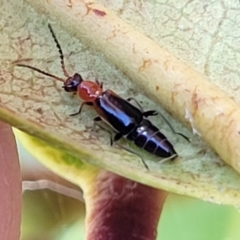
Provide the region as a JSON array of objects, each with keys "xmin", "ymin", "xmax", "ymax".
[{"xmin": 1, "ymin": 0, "xmax": 240, "ymax": 207}]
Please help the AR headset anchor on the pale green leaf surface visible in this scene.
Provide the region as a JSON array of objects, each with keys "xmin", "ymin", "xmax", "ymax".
[{"xmin": 1, "ymin": 0, "xmax": 240, "ymax": 206}]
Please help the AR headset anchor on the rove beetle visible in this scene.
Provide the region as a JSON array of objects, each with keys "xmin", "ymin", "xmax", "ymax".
[{"xmin": 16, "ymin": 24, "xmax": 189, "ymax": 169}]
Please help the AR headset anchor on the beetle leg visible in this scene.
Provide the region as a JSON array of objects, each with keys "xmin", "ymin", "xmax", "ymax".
[
  {"xmin": 93, "ymin": 116, "xmax": 102, "ymax": 122},
  {"xmin": 115, "ymin": 143, "xmax": 149, "ymax": 170},
  {"xmin": 69, "ymin": 102, "xmax": 93, "ymax": 116},
  {"xmin": 142, "ymin": 110, "xmax": 158, "ymax": 117},
  {"xmin": 113, "ymin": 133, "xmax": 123, "ymax": 142},
  {"xmin": 92, "ymin": 120, "xmax": 123, "ymax": 146},
  {"xmin": 149, "ymin": 110, "xmax": 190, "ymax": 142},
  {"xmin": 126, "ymin": 97, "xmax": 144, "ymax": 112},
  {"xmin": 91, "ymin": 117, "xmax": 102, "ymax": 132},
  {"xmin": 93, "ymin": 121, "xmax": 114, "ymax": 145},
  {"xmin": 95, "ymin": 79, "xmax": 103, "ymax": 88}
]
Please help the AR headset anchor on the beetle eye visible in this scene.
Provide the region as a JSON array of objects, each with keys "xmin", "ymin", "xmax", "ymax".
[
  {"xmin": 64, "ymin": 82, "xmax": 78, "ymax": 92},
  {"xmin": 71, "ymin": 80, "xmax": 78, "ymax": 88}
]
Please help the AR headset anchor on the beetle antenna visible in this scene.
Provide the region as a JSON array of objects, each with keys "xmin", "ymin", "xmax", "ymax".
[
  {"xmin": 16, "ymin": 64, "xmax": 65, "ymax": 82},
  {"xmin": 48, "ymin": 23, "xmax": 70, "ymax": 78}
]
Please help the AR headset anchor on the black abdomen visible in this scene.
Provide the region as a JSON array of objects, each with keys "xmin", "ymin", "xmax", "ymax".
[{"xmin": 127, "ymin": 119, "xmax": 177, "ymax": 158}]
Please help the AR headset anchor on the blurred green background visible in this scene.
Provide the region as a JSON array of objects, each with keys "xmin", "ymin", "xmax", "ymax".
[{"xmin": 22, "ymin": 190, "xmax": 240, "ymax": 240}]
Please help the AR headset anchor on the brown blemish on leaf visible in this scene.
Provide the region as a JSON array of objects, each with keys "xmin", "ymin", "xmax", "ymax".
[
  {"xmin": 67, "ymin": 0, "xmax": 72, "ymax": 8},
  {"xmin": 197, "ymin": 149, "xmax": 207, "ymax": 155},
  {"xmin": 171, "ymin": 83, "xmax": 183, "ymax": 104},
  {"xmin": 192, "ymin": 93, "xmax": 199, "ymax": 109},
  {"xmin": 84, "ymin": 2, "xmax": 93, "ymax": 16},
  {"xmin": 106, "ymin": 27, "xmax": 118, "ymax": 40},
  {"xmin": 12, "ymin": 58, "xmax": 33, "ymax": 64},
  {"xmin": 12, "ymin": 36, "xmax": 32, "ymax": 55},
  {"xmin": 191, "ymin": 87, "xmax": 199, "ymax": 117},
  {"xmin": 155, "ymin": 85, "xmax": 159, "ymax": 91},
  {"xmin": 36, "ymin": 108, "xmax": 43, "ymax": 114},
  {"xmin": 139, "ymin": 59, "xmax": 151, "ymax": 71}
]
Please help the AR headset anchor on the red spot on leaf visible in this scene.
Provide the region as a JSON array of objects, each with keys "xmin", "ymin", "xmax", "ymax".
[{"xmin": 92, "ymin": 9, "xmax": 106, "ymax": 16}]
